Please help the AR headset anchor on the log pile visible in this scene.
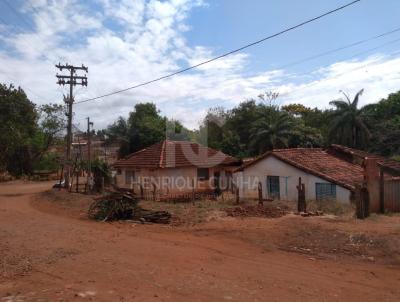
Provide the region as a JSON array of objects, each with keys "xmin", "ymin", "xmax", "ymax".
[
  {"xmin": 139, "ymin": 211, "xmax": 171, "ymax": 224},
  {"xmin": 88, "ymin": 192, "xmax": 138, "ymax": 221},
  {"xmin": 88, "ymin": 191, "xmax": 172, "ymax": 224}
]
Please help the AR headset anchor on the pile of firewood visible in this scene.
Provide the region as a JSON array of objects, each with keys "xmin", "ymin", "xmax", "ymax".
[
  {"xmin": 88, "ymin": 191, "xmax": 138, "ymax": 221},
  {"xmin": 88, "ymin": 191, "xmax": 171, "ymax": 224},
  {"xmin": 138, "ymin": 210, "xmax": 171, "ymax": 224}
]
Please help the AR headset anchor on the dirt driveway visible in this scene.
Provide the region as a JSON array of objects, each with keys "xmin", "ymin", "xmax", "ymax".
[{"xmin": 0, "ymin": 181, "xmax": 399, "ymax": 301}]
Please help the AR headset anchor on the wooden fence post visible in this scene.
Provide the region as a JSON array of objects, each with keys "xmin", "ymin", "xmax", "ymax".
[
  {"xmin": 297, "ymin": 177, "xmax": 306, "ymax": 212},
  {"xmin": 379, "ymin": 169, "xmax": 385, "ymax": 214},
  {"xmin": 258, "ymin": 182, "xmax": 263, "ymax": 206},
  {"xmin": 76, "ymin": 171, "xmax": 79, "ymax": 193},
  {"xmin": 355, "ymin": 184, "xmax": 370, "ymax": 219},
  {"xmin": 152, "ymin": 183, "xmax": 157, "ymax": 201},
  {"xmin": 191, "ymin": 178, "xmax": 195, "ymax": 204},
  {"xmin": 140, "ymin": 184, "xmax": 144, "ymax": 199},
  {"xmin": 235, "ymin": 185, "xmax": 240, "ymax": 204}
]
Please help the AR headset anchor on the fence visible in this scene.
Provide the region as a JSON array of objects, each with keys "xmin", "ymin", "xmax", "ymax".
[
  {"xmin": 363, "ymin": 158, "xmax": 400, "ymax": 214},
  {"xmin": 383, "ymin": 177, "xmax": 400, "ymax": 212}
]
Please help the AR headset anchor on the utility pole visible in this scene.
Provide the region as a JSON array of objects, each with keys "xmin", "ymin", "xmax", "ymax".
[
  {"xmin": 86, "ymin": 117, "xmax": 93, "ymax": 192},
  {"xmin": 56, "ymin": 63, "xmax": 88, "ymax": 188}
]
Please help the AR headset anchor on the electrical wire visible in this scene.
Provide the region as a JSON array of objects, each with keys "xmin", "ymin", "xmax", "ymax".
[
  {"xmin": 277, "ymin": 26, "xmax": 400, "ymax": 70},
  {"xmin": 280, "ymin": 48, "xmax": 400, "ymax": 100},
  {"xmin": 75, "ymin": 0, "xmax": 361, "ymax": 104}
]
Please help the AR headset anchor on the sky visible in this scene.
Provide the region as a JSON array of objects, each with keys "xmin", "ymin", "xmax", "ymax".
[{"xmin": 1, "ymin": 0, "xmax": 400, "ymax": 130}]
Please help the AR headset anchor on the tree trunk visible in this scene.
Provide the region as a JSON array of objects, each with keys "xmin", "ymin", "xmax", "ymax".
[{"xmin": 352, "ymin": 126, "xmax": 357, "ymax": 147}]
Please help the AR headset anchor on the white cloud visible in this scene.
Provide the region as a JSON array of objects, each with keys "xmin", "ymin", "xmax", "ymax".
[{"xmin": 0, "ymin": 0, "xmax": 400, "ymax": 131}]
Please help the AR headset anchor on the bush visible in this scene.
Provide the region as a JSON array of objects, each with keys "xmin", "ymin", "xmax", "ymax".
[
  {"xmin": 91, "ymin": 159, "xmax": 111, "ymax": 192},
  {"xmin": 32, "ymin": 153, "xmax": 59, "ymax": 172}
]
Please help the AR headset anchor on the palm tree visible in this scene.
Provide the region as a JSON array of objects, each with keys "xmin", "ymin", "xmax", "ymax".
[
  {"xmin": 250, "ymin": 108, "xmax": 293, "ymax": 153},
  {"xmin": 329, "ymin": 89, "xmax": 370, "ymax": 148}
]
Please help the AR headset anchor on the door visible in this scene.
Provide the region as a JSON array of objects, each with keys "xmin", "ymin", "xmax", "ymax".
[{"xmin": 267, "ymin": 176, "xmax": 280, "ymax": 200}]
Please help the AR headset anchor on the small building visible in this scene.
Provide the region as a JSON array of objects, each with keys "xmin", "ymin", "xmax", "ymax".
[
  {"xmin": 113, "ymin": 140, "xmax": 241, "ymax": 197},
  {"xmin": 235, "ymin": 147, "xmax": 365, "ymax": 204}
]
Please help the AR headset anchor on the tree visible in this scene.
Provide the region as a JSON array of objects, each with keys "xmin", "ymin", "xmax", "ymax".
[
  {"xmin": 127, "ymin": 103, "xmax": 166, "ymax": 153},
  {"xmin": 196, "ymin": 107, "xmax": 227, "ymax": 150},
  {"xmin": 329, "ymin": 89, "xmax": 370, "ymax": 148},
  {"xmin": 0, "ymin": 84, "xmax": 38, "ymax": 174},
  {"xmin": 363, "ymin": 91, "xmax": 400, "ymax": 156},
  {"xmin": 165, "ymin": 119, "xmax": 192, "ymax": 142},
  {"xmin": 105, "ymin": 103, "xmax": 193, "ymax": 157},
  {"xmin": 250, "ymin": 107, "xmax": 293, "ymax": 153},
  {"xmin": 32, "ymin": 104, "xmax": 66, "ymax": 159},
  {"xmin": 289, "ymin": 122, "xmax": 323, "ymax": 148},
  {"xmin": 105, "ymin": 117, "xmax": 130, "ymax": 158},
  {"xmin": 224, "ymin": 100, "xmax": 261, "ymax": 156}
]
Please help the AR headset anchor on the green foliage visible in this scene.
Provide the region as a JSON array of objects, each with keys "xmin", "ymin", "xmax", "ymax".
[
  {"xmin": 329, "ymin": 89, "xmax": 370, "ymax": 149},
  {"xmin": 106, "ymin": 103, "xmax": 192, "ymax": 157},
  {"xmin": 91, "ymin": 159, "xmax": 111, "ymax": 192},
  {"xmin": 0, "ymin": 83, "xmax": 66, "ymax": 176},
  {"xmin": 363, "ymin": 91, "xmax": 400, "ymax": 156},
  {"xmin": 250, "ymin": 107, "xmax": 293, "ymax": 153},
  {"xmin": 0, "ymin": 84, "xmax": 38, "ymax": 174},
  {"xmin": 127, "ymin": 103, "xmax": 166, "ymax": 152},
  {"xmin": 105, "ymin": 117, "xmax": 130, "ymax": 157},
  {"xmin": 32, "ymin": 153, "xmax": 59, "ymax": 172}
]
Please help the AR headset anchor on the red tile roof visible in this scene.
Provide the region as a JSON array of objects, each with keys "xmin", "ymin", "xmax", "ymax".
[
  {"xmin": 113, "ymin": 140, "xmax": 239, "ymax": 169},
  {"xmin": 330, "ymin": 145, "xmax": 400, "ymax": 176},
  {"xmin": 378, "ymin": 159, "xmax": 400, "ymax": 176},
  {"xmin": 328, "ymin": 144, "xmax": 384, "ymax": 162},
  {"xmin": 238, "ymin": 148, "xmax": 364, "ymax": 190}
]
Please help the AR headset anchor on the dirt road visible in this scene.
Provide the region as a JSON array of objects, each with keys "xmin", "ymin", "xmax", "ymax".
[{"xmin": 1, "ymin": 181, "xmax": 399, "ymax": 301}]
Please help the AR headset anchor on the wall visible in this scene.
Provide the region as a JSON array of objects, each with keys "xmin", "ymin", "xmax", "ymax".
[
  {"xmin": 235, "ymin": 155, "xmax": 352, "ymax": 204},
  {"xmin": 115, "ymin": 166, "xmax": 232, "ymax": 196}
]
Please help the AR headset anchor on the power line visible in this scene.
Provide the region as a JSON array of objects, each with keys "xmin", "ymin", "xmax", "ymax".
[
  {"xmin": 279, "ymin": 36, "xmax": 400, "ymax": 83},
  {"xmin": 77, "ymin": 24, "xmax": 400, "ymax": 107},
  {"xmin": 278, "ymin": 26, "xmax": 400, "ymax": 70},
  {"xmin": 75, "ymin": 0, "xmax": 361, "ymax": 104},
  {"xmin": 281, "ymin": 48, "xmax": 400, "ymax": 100}
]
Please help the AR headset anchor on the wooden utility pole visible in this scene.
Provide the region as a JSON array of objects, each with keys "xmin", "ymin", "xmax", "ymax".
[
  {"xmin": 56, "ymin": 63, "xmax": 88, "ymax": 188},
  {"xmin": 86, "ymin": 117, "xmax": 93, "ymax": 192}
]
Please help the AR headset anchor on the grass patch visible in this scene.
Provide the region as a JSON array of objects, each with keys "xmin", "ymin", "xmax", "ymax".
[{"xmin": 306, "ymin": 199, "xmax": 355, "ymax": 216}]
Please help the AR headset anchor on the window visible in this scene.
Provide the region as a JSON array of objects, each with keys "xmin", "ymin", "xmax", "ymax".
[
  {"xmin": 267, "ymin": 176, "xmax": 280, "ymax": 200},
  {"xmin": 197, "ymin": 168, "xmax": 209, "ymax": 180},
  {"xmin": 315, "ymin": 183, "xmax": 336, "ymax": 201},
  {"xmin": 125, "ymin": 170, "xmax": 135, "ymax": 185}
]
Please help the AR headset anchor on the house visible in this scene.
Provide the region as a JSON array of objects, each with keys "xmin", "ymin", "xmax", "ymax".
[
  {"xmin": 234, "ymin": 146, "xmax": 367, "ymax": 204},
  {"xmin": 72, "ymin": 135, "xmax": 120, "ymax": 166},
  {"xmin": 113, "ymin": 140, "xmax": 241, "ymax": 197}
]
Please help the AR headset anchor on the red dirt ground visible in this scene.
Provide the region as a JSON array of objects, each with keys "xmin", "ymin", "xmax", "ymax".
[{"xmin": 1, "ymin": 181, "xmax": 400, "ymax": 301}]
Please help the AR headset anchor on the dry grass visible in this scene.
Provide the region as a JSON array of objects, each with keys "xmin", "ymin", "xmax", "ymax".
[{"xmin": 305, "ymin": 199, "xmax": 355, "ymax": 216}]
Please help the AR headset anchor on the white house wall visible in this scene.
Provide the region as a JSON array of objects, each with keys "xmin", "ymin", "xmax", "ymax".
[
  {"xmin": 115, "ymin": 166, "xmax": 232, "ymax": 195},
  {"xmin": 235, "ymin": 156, "xmax": 351, "ymax": 204}
]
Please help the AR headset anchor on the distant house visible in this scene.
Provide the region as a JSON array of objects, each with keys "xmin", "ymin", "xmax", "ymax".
[
  {"xmin": 72, "ymin": 134, "xmax": 120, "ymax": 166},
  {"xmin": 113, "ymin": 140, "xmax": 241, "ymax": 197},
  {"xmin": 235, "ymin": 146, "xmax": 368, "ymax": 204}
]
